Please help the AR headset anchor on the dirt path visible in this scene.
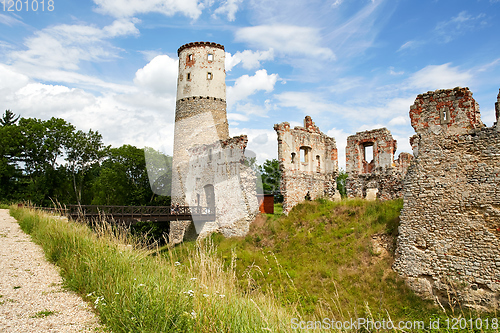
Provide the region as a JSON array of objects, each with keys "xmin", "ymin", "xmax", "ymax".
[{"xmin": 0, "ymin": 209, "xmax": 102, "ymax": 332}]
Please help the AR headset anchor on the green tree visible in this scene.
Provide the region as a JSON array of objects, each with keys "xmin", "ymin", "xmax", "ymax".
[
  {"xmin": 258, "ymin": 159, "xmax": 283, "ymax": 203},
  {"xmin": 336, "ymin": 168, "xmax": 348, "ymax": 198},
  {"xmin": 17, "ymin": 117, "xmax": 76, "ymax": 205},
  {"xmin": 91, "ymin": 145, "xmax": 171, "ymax": 206},
  {"xmin": 0, "ymin": 112, "xmax": 23, "ymax": 201},
  {"xmin": 0, "ymin": 110, "xmax": 20, "ymax": 126},
  {"xmin": 66, "ymin": 129, "xmax": 108, "ymax": 205}
]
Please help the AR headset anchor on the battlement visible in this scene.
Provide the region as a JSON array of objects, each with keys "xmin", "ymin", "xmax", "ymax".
[
  {"xmin": 178, "ymin": 42, "xmax": 224, "ymax": 55},
  {"xmin": 178, "ymin": 96, "xmax": 225, "ymax": 102}
]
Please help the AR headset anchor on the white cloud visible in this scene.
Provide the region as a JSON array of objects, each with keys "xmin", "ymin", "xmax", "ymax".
[
  {"xmin": 389, "ymin": 67, "xmax": 404, "ymax": 75},
  {"xmin": 134, "ymin": 55, "xmax": 178, "ymax": 96},
  {"xmin": 92, "ymin": 0, "xmax": 205, "ymax": 19},
  {"xmin": 397, "ymin": 40, "xmax": 423, "ymax": 52},
  {"xmin": 227, "ymin": 69, "xmax": 278, "ymax": 108},
  {"xmin": 0, "ymin": 13, "xmax": 27, "ymax": 26},
  {"xmin": 275, "ymin": 91, "xmax": 334, "ymax": 115},
  {"xmin": 435, "ymin": 11, "xmax": 487, "ymax": 43},
  {"xmin": 229, "ymin": 128, "xmax": 277, "ymax": 164},
  {"xmin": 0, "ymin": 66, "xmax": 176, "ymax": 156},
  {"xmin": 326, "ymin": 127, "xmax": 348, "ymax": 170},
  {"xmin": 388, "ymin": 116, "xmax": 408, "ymax": 126},
  {"xmin": 408, "ymin": 63, "xmax": 472, "ymax": 91},
  {"xmin": 332, "ymin": 0, "xmax": 343, "ymax": 7},
  {"xmin": 10, "ymin": 19, "xmax": 140, "ymax": 71},
  {"xmin": 227, "ymin": 113, "xmax": 249, "ymax": 122},
  {"xmin": 213, "ymin": 0, "xmax": 243, "ymax": 21},
  {"xmin": 235, "ymin": 25, "xmax": 335, "ymax": 59},
  {"xmin": 0, "ymin": 64, "xmax": 30, "ymax": 93},
  {"xmin": 225, "ymin": 49, "xmax": 274, "ymax": 71}
]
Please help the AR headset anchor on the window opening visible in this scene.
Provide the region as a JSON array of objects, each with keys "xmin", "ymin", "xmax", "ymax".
[
  {"xmin": 208, "ymin": 149, "xmax": 212, "ymax": 162},
  {"xmin": 300, "ymin": 147, "xmax": 310, "ymax": 164},
  {"xmin": 364, "ymin": 145, "xmax": 373, "ymax": 163},
  {"xmin": 291, "ymin": 153, "xmax": 296, "ymax": 163},
  {"xmin": 207, "ymin": 72, "xmax": 212, "ymax": 80},
  {"xmin": 188, "ymin": 54, "xmax": 193, "ymax": 61},
  {"xmin": 187, "ymin": 73, "xmax": 191, "ymax": 80},
  {"xmin": 207, "ymin": 54, "xmax": 213, "ymax": 61},
  {"xmin": 316, "ymin": 155, "xmax": 320, "ymax": 172}
]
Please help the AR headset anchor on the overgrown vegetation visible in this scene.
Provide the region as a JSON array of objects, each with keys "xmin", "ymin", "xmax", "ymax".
[
  {"xmin": 176, "ymin": 198, "xmax": 498, "ymax": 329},
  {"xmin": 0, "ymin": 110, "xmax": 171, "ymax": 207},
  {"xmin": 9, "ymin": 199, "xmax": 500, "ymax": 332},
  {"xmin": 10, "ymin": 206, "xmax": 298, "ymax": 332}
]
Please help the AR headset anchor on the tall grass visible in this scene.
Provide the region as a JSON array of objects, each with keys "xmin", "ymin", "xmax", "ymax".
[{"xmin": 9, "ymin": 207, "xmax": 300, "ymax": 332}]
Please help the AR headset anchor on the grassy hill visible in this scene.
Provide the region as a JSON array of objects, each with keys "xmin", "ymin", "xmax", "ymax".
[{"xmin": 173, "ymin": 198, "xmax": 471, "ymax": 324}]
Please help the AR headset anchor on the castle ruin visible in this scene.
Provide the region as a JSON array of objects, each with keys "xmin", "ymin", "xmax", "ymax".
[
  {"xmin": 274, "ymin": 116, "xmax": 340, "ymax": 214},
  {"xmin": 345, "ymin": 128, "xmax": 412, "ymax": 200},
  {"xmin": 393, "ymin": 87, "xmax": 500, "ymax": 309},
  {"xmin": 170, "ymin": 42, "xmax": 259, "ymax": 243}
]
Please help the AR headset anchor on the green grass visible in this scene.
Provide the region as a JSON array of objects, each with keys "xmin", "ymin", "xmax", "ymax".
[
  {"xmin": 198, "ymin": 198, "xmax": 499, "ymax": 329},
  {"xmin": 31, "ymin": 310, "xmax": 57, "ymax": 318},
  {"xmin": 0, "ymin": 204, "xmax": 10, "ymax": 209},
  {"xmin": 10, "ymin": 206, "xmax": 299, "ymax": 333}
]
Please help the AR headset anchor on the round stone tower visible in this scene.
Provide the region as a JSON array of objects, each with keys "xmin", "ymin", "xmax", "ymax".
[{"xmin": 172, "ymin": 42, "xmax": 230, "ymax": 205}]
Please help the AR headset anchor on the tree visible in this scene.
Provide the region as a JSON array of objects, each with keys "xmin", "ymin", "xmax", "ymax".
[
  {"xmin": 0, "ymin": 110, "xmax": 20, "ymax": 126},
  {"xmin": 336, "ymin": 168, "xmax": 348, "ymax": 198},
  {"xmin": 91, "ymin": 145, "xmax": 171, "ymax": 206},
  {"xmin": 258, "ymin": 159, "xmax": 283, "ymax": 202},
  {"xmin": 66, "ymin": 129, "xmax": 108, "ymax": 205}
]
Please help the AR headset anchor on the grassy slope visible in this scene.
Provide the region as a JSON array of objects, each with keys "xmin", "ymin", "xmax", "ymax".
[
  {"xmin": 9, "ymin": 207, "xmax": 297, "ymax": 333},
  {"xmin": 192, "ymin": 199, "xmax": 442, "ymax": 321}
]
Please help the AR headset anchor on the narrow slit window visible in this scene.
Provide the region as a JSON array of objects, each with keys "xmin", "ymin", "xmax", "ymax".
[
  {"xmin": 300, "ymin": 148, "xmax": 306, "ymax": 163},
  {"xmin": 208, "ymin": 149, "xmax": 212, "ymax": 162},
  {"xmin": 207, "ymin": 53, "xmax": 213, "ymax": 61},
  {"xmin": 187, "ymin": 73, "xmax": 191, "ymax": 80},
  {"xmin": 207, "ymin": 72, "xmax": 212, "ymax": 80},
  {"xmin": 188, "ymin": 54, "xmax": 193, "ymax": 61},
  {"xmin": 291, "ymin": 153, "xmax": 296, "ymax": 163},
  {"xmin": 316, "ymin": 155, "xmax": 320, "ymax": 171}
]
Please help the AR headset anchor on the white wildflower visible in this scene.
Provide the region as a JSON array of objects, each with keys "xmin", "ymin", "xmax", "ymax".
[
  {"xmin": 203, "ymin": 294, "xmax": 209, "ymax": 297},
  {"xmin": 219, "ymin": 294, "xmax": 225, "ymax": 298},
  {"xmin": 174, "ymin": 261, "xmax": 181, "ymax": 266},
  {"xmin": 191, "ymin": 310, "xmax": 196, "ymax": 319},
  {"xmin": 190, "ymin": 277, "xmax": 197, "ymax": 281}
]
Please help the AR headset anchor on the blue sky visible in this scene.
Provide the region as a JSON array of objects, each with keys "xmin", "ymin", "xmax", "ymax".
[{"xmin": 1, "ymin": 0, "xmax": 499, "ymax": 169}]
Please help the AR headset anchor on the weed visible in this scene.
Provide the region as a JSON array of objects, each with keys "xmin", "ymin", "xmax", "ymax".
[
  {"xmin": 13, "ymin": 286, "xmax": 21, "ymax": 289},
  {"xmin": 31, "ymin": 310, "xmax": 57, "ymax": 318}
]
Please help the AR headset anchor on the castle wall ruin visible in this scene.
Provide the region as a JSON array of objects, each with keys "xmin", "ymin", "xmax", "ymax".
[
  {"xmin": 345, "ymin": 128, "xmax": 412, "ymax": 200},
  {"xmin": 274, "ymin": 116, "xmax": 340, "ymax": 214},
  {"xmin": 393, "ymin": 87, "xmax": 500, "ymax": 310},
  {"xmin": 170, "ymin": 42, "xmax": 259, "ymax": 243}
]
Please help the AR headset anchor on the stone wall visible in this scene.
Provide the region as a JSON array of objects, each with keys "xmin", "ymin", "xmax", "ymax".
[
  {"xmin": 345, "ymin": 128, "xmax": 411, "ymax": 200},
  {"xmin": 170, "ymin": 42, "xmax": 258, "ymax": 243},
  {"xmin": 274, "ymin": 116, "xmax": 339, "ymax": 214},
  {"xmin": 393, "ymin": 87, "xmax": 500, "ymax": 310}
]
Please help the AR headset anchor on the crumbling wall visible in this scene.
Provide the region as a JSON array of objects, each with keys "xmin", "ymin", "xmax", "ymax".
[
  {"xmin": 345, "ymin": 128, "xmax": 411, "ymax": 200},
  {"xmin": 274, "ymin": 116, "xmax": 339, "ymax": 214},
  {"xmin": 169, "ymin": 135, "xmax": 259, "ymax": 243},
  {"xmin": 394, "ymin": 87, "xmax": 500, "ymax": 310}
]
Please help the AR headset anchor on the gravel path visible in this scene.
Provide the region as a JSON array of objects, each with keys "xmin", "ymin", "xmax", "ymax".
[{"xmin": 0, "ymin": 209, "xmax": 103, "ymax": 332}]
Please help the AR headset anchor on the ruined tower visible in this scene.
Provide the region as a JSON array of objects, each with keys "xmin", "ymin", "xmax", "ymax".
[
  {"xmin": 393, "ymin": 87, "xmax": 500, "ymax": 310},
  {"xmin": 170, "ymin": 42, "xmax": 259, "ymax": 243},
  {"xmin": 345, "ymin": 128, "xmax": 411, "ymax": 200},
  {"xmin": 274, "ymin": 116, "xmax": 340, "ymax": 214},
  {"xmin": 172, "ymin": 42, "xmax": 229, "ymax": 206}
]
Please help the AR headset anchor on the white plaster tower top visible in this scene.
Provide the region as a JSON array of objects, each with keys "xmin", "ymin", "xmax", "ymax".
[{"xmin": 176, "ymin": 42, "xmax": 226, "ymax": 101}]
